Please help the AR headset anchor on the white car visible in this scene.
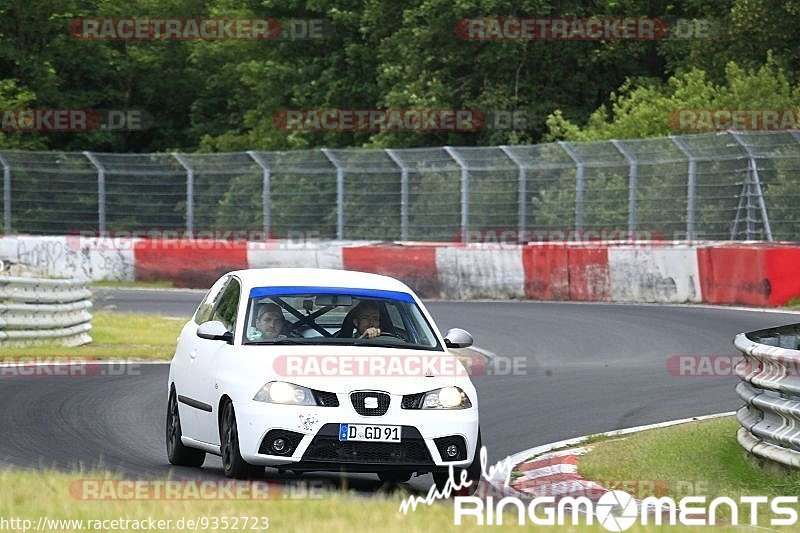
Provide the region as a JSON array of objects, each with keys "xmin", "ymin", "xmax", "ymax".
[{"xmin": 167, "ymin": 268, "xmax": 480, "ymax": 488}]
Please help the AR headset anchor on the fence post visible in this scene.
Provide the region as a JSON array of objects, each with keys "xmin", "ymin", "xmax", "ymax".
[
  {"xmin": 730, "ymin": 131, "xmax": 773, "ymax": 241},
  {"xmin": 385, "ymin": 149, "xmax": 409, "ymax": 241},
  {"xmin": 172, "ymin": 153, "xmax": 194, "ymax": 236},
  {"xmin": 611, "ymin": 140, "xmax": 638, "ymax": 235},
  {"xmin": 499, "ymin": 145, "xmax": 527, "ymax": 236},
  {"xmin": 558, "ymin": 141, "xmax": 584, "ymax": 233},
  {"xmin": 247, "ymin": 151, "xmax": 271, "ymax": 237},
  {"xmin": 83, "ymin": 151, "xmax": 106, "ymax": 233},
  {"xmin": 0, "ymin": 152, "xmax": 10, "ymax": 234},
  {"xmin": 443, "ymin": 146, "xmax": 469, "ymax": 239},
  {"xmin": 321, "ymin": 149, "xmax": 344, "ymax": 239},
  {"xmin": 670, "ymin": 136, "xmax": 696, "ymax": 242}
]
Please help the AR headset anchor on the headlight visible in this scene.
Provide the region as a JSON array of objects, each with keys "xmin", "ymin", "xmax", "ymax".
[
  {"xmin": 253, "ymin": 381, "xmax": 316, "ymax": 406},
  {"xmin": 421, "ymin": 386, "xmax": 471, "ymax": 409}
]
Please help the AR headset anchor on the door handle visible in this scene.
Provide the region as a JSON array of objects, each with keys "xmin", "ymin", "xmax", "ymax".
[{"xmin": 190, "ymin": 350, "xmax": 197, "ymax": 360}]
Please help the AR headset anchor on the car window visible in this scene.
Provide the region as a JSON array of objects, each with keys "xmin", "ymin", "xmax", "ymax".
[
  {"xmin": 194, "ymin": 276, "xmax": 229, "ymax": 325},
  {"xmin": 386, "ymin": 303, "xmax": 405, "ymax": 331},
  {"xmin": 242, "ymin": 288, "xmax": 442, "ymax": 350},
  {"xmin": 210, "ymin": 278, "xmax": 241, "ymax": 332}
]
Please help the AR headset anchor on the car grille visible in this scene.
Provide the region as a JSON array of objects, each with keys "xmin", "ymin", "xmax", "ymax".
[
  {"xmin": 302, "ymin": 424, "xmax": 433, "ymax": 465},
  {"xmin": 350, "ymin": 391, "xmax": 390, "ymax": 416},
  {"xmin": 312, "ymin": 389, "xmax": 339, "ymax": 407},
  {"xmin": 401, "ymin": 392, "xmax": 425, "ymax": 409}
]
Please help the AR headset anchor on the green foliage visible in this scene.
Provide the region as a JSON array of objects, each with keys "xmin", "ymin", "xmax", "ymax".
[
  {"xmin": 2, "ymin": 0, "xmax": 800, "ymax": 238},
  {"xmin": 546, "ymin": 57, "xmax": 800, "ymax": 142}
]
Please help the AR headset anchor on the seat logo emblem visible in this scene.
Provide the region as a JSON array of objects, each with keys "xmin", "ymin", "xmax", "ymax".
[{"xmin": 364, "ymin": 397, "xmax": 378, "ymax": 409}]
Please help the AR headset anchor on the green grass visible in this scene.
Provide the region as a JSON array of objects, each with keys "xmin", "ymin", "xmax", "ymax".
[
  {"xmin": 785, "ymin": 296, "xmax": 800, "ymax": 309},
  {"xmin": 1, "ymin": 312, "xmax": 184, "ymax": 360},
  {"xmin": 0, "ymin": 469, "xmax": 470, "ymax": 533},
  {"xmin": 578, "ymin": 416, "xmax": 800, "ymax": 522},
  {"xmin": 91, "ymin": 280, "xmax": 175, "ymax": 289},
  {"xmin": 0, "ymin": 469, "xmax": 749, "ymax": 532}
]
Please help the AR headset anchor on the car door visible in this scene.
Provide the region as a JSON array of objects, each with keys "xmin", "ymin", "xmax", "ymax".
[
  {"xmin": 174, "ymin": 275, "xmax": 232, "ymax": 442},
  {"xmin": 193, "ymin": 276, "xmax": 241, "ymax": 445}
]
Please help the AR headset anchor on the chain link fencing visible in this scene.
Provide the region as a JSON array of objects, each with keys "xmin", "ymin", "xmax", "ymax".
[{"xmin": 1, "ymin": 130, "xmax": 797, "ymax": 241}]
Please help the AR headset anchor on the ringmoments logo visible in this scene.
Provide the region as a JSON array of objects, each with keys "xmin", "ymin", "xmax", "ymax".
[
  {"xmin": 451, "ymin": 491, "xmax": 798, "ymax": 529},
  {"xmin": 398, "ymin": 447, "xmax": 799, "ymax": 530}
]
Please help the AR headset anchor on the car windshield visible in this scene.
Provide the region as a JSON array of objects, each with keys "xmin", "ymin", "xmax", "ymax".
[{"xmin": 242, "ymin": 286, "xmax": 442, "ymax": 350}]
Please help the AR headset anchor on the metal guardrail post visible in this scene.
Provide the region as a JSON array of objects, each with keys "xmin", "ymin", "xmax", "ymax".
[
  {"xmin": 0, "ymin": 152, "xmax": 11, "ymax": 234},
  {"xmin": 385, "ymin": 149, "xmax": 409, "ymax": 241},
  {"xmin": 321, "ymin": 149, "xmax": 344, "ymax": 239},
  {"xmin": 499, "ymin": 145, "xmax": 527, "ymax": 236},
  {"xmin": 730, "ymin": 131, "xmax": 773, "ymax": 241},
  {"xmin": 83, "ymin": 151, "xmax": 106, "ymax": 233},
  {"xmin": 443, "ymin": 146, "xmax": 469, "ymax": 239},
  {"xmin": 172, "ymin": 153, "xmax": 194, "ymax": 236},
  {"xmin": 247, "ymin": 151, "xmax": 271, "ymax": 237},
  {"xmin": 670, "ymin": 136, "xmax": 696, "ymax": 242},
  {"xmin": 611, "ymin": 140, "xmax": 638, "ymax": 235},
  {"xmin": 559, "ymin": 141, "xmax": 584, "ymax": 233}
]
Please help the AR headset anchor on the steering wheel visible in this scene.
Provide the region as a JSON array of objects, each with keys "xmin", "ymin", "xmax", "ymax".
[{"xmin": 377, "ymin": 331, "xmax": 405, "ymax": 341}]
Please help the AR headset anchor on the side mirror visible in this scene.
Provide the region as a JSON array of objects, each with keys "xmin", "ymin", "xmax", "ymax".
[
  {"xmin": 444, "ymin": 328, "xmax": 473, "ymax": 349},
  {"xmin": 197, "ymin": 320, "xmax": 233, "ymax": 344}
]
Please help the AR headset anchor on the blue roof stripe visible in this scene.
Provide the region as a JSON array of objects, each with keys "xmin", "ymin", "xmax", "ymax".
[{"xmin": 248, "ymin": 286, "xmax": 414, "ymax": 302}]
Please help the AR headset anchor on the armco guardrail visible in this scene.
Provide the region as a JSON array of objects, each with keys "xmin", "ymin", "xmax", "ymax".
[
  {"xmin": 0, "ymin": 275, "xmax": 92, "ymax": 346},
  {"xmin": 735, "ymin": 324, "xmax": 800, "ymax": 469}
]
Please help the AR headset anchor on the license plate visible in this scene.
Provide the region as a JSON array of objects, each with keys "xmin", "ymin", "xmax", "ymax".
[{"xmin": 338, "ymin": 423, "xmax": 401, "ymax": 442}]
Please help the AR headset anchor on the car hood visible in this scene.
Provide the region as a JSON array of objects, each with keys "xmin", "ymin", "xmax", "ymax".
[{"xmin": 228, "ymin": 345, "xmax": 471, "ymax": 394}]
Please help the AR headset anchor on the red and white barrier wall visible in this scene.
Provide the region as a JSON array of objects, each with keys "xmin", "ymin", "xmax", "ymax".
[{"xmin": 2, "ymin": 236, "xmax": 799, "ymax": 307}]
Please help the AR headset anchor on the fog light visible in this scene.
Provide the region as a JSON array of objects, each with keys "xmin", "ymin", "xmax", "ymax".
[
  {"xmin": 446, "ymin": 444, "xmax": 459, "ymax": 458},
  {"xmin": 272, "ymin": 438, "xmax": 287, "ymax": 452}
]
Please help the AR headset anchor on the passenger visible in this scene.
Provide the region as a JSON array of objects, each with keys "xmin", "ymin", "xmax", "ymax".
[{"xmin": 248, "ymin": 303, "xmax": 289, "ymax": 340}]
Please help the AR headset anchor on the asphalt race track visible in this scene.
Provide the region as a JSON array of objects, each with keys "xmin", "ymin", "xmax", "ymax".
[{"xmin": 2, "ymin": 287, "xmax": 798, "ymax": 493}]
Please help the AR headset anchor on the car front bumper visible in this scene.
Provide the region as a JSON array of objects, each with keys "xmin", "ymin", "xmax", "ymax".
[{"xmin": 237, "ymin": 397, "xmax": 479, "ymax": 472}]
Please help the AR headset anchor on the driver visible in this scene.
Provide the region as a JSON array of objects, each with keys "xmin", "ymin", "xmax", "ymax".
[
  {"xmin": 248, "ymin": 303, "xmax": 290, "ymax": 340},
  {"xmin": 342, "ymin": 301, "xmax": 382, "ymax": 339}
]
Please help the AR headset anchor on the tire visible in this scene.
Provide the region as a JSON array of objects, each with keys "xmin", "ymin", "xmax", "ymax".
[
  {"xmin": 433, "ymin": 429, "xmax": 482, "ymax": 493},
  {"xmin": 378, "ymin": 471, "xmax": 413, "ymax": 483},
  {"xmin": 166, "ymin": 389, "xmax": 206, "ymax": 467},
  {"xmin": 220, "ymin": 400, "xmax": 263, "ymax": 479}
]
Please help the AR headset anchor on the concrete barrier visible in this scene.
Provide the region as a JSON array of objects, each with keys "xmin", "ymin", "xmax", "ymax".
[
  {"xmin": 342, "ymin": 244, "xmax": 441, "ymax": 298},
  {"xmin": 0, "ymin": 236, "xmax": 135, "ymax": 281},
  {"xmin": 2, "ymin": 236, "xmax": 800, "ymax": 307},
  {"xmin": 435, "ymin": 246, "xmax": 525, "ymax": 299},
  {"xmin": 133, "ymin": 239, "xmax": 248, "ymax": 288},
  {"xmin": 609, "ymin": 247, "xmax": 702, "ymax": 303},
  {"xmin": 698, "ymin": 244, "xmax": 800, "ymax": 306}
]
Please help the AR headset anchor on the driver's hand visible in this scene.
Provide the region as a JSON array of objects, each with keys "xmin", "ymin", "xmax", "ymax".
[{"xmin": 358, "ymin": 327, "xmax": 381, "ymax": 339}]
